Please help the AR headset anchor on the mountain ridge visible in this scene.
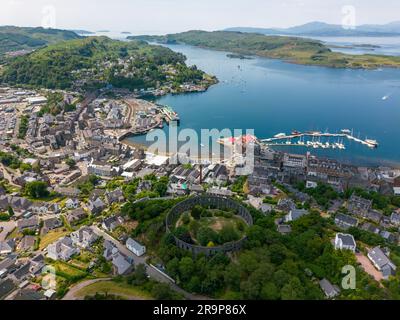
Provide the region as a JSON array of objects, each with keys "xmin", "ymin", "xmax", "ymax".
[{"xmin": 225, "ymin": 21, "xmax": 400, "ymax": 37}]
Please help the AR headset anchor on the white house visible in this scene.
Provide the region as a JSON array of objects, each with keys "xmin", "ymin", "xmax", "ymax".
[
  {"xmin": 70, "ymin": 227, "xmax": 99, "ymax": 249},
  {"xmin": 306, "ymin": 181, "xmax": 318, "ymax": 189},
  {"xmin": 334, "ymin": 233, "xmax": 357, "ymax": 252},
  {"xmin": 47, "ymin": 237, "xmax": 78, "ymax": 261},
  {"xmin": 65, "ymin": 198, "xmax": 79, "ymax": 210},
  {"xmin": 126, "ymin": 238, "xmax": 146, "ymax": 257}
]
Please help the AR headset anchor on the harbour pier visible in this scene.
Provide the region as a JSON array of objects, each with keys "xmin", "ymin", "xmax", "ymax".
[
  {"xmin": 259, "ymin": 130, "xmax": 379, "ymax": 150},
  {"xmin": 158, "ymin": 105, "xmax": 180, "ymax": 124}
]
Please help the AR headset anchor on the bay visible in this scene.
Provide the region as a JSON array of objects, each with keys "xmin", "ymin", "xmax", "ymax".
[{"xmin": 129, "ymin": 43, "xmax": 400, "ymax": 167}]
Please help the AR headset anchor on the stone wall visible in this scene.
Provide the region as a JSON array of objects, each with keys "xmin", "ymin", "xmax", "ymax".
[{"xmin": 166, "ymin": 195, "xmax": 253, "ymax": 256}]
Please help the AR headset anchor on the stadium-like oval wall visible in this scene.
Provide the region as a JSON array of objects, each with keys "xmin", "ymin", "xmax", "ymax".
[{"xmin": 166, "ymin": 195, "xmax": 253, "ymax": 256}]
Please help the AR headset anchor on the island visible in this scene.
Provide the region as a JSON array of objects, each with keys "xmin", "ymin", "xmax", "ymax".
[
  {"xmin": 129, "ymin": 30, "xmax": 400, "ymax": 69},
  {"xmin": 70, "ymin": 29, "xmax": 95, "ymax": 35},
  {"xmin": 329, "ymin": 43, "xmax": 381, "ymax": 51},
  {"xmin": 226, "ymin": 53, "xmax": 253, "ymax": 60}
]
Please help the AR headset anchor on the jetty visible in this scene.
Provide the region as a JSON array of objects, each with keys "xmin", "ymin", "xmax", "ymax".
[
  {"xmin": 218, "ymin": 130, "xmax": 379, "ymax": 151},
  {"xmin": 158, "ymin": 105, "xmax": 180, "ymax": 124},
  {"xmin": 260, "ymin": 129, "xmax": 378, "ymax": 150}
]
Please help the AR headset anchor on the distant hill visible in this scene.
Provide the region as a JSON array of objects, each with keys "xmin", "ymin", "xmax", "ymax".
[
  {"xmin": 0, "ymin": 36, "xmax": 214, "ymax": 91},
  {"xmin": 70, "ymin": 29, "xmax": 95, "ymax": 35},
  {"xmin": 0, "ymin": 26, "xmax": 81, "ymax": 55},
  {"xmin": 130, "ymin": 30, "xmax": 400, "ymax": 69},
  {"xmin": 225, "ymin": 21, "xmax": 400, "ymax": 37}
]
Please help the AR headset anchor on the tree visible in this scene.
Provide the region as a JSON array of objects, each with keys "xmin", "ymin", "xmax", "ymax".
[
  {"xmin": 219, "ymin": 225, "xmax": 240, "ymax": 243},
  {"xmin": 273, "ymin": 269, "xmax": 290, "ymax": 289},
  {"xmin": 88, "ymin": 174, "xmax": 100, "ymax": 186},
  {"xmin": 261, "ymin": 282, "xmax": 280, "ymax": 300},
  {"xmin": 25, "ymin": 181, "xmax": 49, "ymax": 199},
  {"xmin": 179, "ymin": 257, "xmax": 195, "ymax": 282},
  {"xmin": 197, "ymin": 227, "xmax": 219, "ymax": 246},
  {"xmin": 154, "ymin": 180, "xmax": 168, "ymax": 197},
  {"xmin": 127, "ymin": 263, "xmax": 148, "ymax": 285},
  {"xmin": 246, "ymin": 225, "xmax": 267, "ymax": 247},
  {"xmin": 151, "ymin": 283, "xmax": 179, "ymax": 300},
  {"xmin": 281, "ymin": 277, "xmax": 306, "ymax": 300},
  {"xmin": 65, "ymin": 158, "xmax": 76, "ymax": 168},
  {"xmin": 135, "ymin": 264, "xmax": 148, "ymax": 283},
  {"xmin": 7, "ymin": 206, "xmax": 14, "ymax": 217},
  {"xmin": 191, "ymin": 205, "xmax": 203, "ymax": 220}
]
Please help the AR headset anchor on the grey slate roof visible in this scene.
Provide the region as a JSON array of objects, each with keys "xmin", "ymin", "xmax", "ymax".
[
  {"xmin": 126, "ymin": 238, "xmax": 145, "ymax": 252},
  {"xmin": 0, "ymin": 278, "xmax": 16, "ymax": 299},
  {"xmin": 336, "ymin": 233, "xmax": 356, "ymax": 247},
  {"xmin": 319, "ymin": 278, "xmax": 340, "ymax": 298},
  {"xmin": 368, "ymin": 246, "xmax": 397, "ymax": 277},
  {"xmin": 391, "ymin": 212, "xmax": 400, "ymax": 225},
  {"xmin": 287, "ymin": 209, "xmax": 309, "ymax": 221},
  {"xmin": 0, "ymin": 240, "xmax": 15, "ymax": 253},
  {"xmin": 335, "ymin": 213, "xmax": 358, "ymax": 229}
]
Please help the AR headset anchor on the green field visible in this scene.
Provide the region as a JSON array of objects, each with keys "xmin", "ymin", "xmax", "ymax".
[{"xmin": 54, "ymin": 261, "xmax": 88, "ymax": 279}]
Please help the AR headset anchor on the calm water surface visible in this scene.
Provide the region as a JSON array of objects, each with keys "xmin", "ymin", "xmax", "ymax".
[{"xmin": 129, "ymin": 43, "xmax": 400, "ymax": 167}]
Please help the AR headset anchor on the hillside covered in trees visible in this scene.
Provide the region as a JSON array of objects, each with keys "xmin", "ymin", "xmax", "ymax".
[
  {"xmin": 131, "ymin": 30, "xmax": 400, "ymax": 69},
  {"xmin": 0, "ymin": 36, "xmax": 215, "ymax": 91},
  {"xmin": 0, "ymin": 26, "xmax": 81, "ymax": 56}
]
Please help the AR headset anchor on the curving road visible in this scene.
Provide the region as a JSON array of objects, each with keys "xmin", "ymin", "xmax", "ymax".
[{"xmin": 62, "ymin": 278, "xmax": 111, "ymax": 300}]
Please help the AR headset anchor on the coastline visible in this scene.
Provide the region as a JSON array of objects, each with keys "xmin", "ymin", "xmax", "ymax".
[{"xmin": 140, "ymin": 38, "xmax": 400, "ymax": 70}]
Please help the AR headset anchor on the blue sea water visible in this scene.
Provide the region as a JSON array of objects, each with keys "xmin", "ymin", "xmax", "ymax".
[{"xmin": 129, "ymin": 43, "xmax": 400, "ymax": 167}]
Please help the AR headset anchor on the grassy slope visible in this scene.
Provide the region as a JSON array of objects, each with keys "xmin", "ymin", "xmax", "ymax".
[
  {"xmin": 39, "ymin": 228, "xmax": 70, "ymax": 250},
  {"xmin": 74, "ymin": 281, "xmax": 153, "ymax": 300},
  {"xmin": 131, "ymin": 30, "xmax": 400, "ymax": 69}
]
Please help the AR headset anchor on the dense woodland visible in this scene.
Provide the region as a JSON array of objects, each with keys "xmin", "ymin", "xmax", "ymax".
[{"xmin": 0, "ymin": 36, "xmax": 211, "ymax": 91}]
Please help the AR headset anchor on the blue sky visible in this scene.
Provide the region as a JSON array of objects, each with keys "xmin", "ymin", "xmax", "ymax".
[{"xmin": 2, "ymin": 0, "xmax": 400, "ymax": 34}]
